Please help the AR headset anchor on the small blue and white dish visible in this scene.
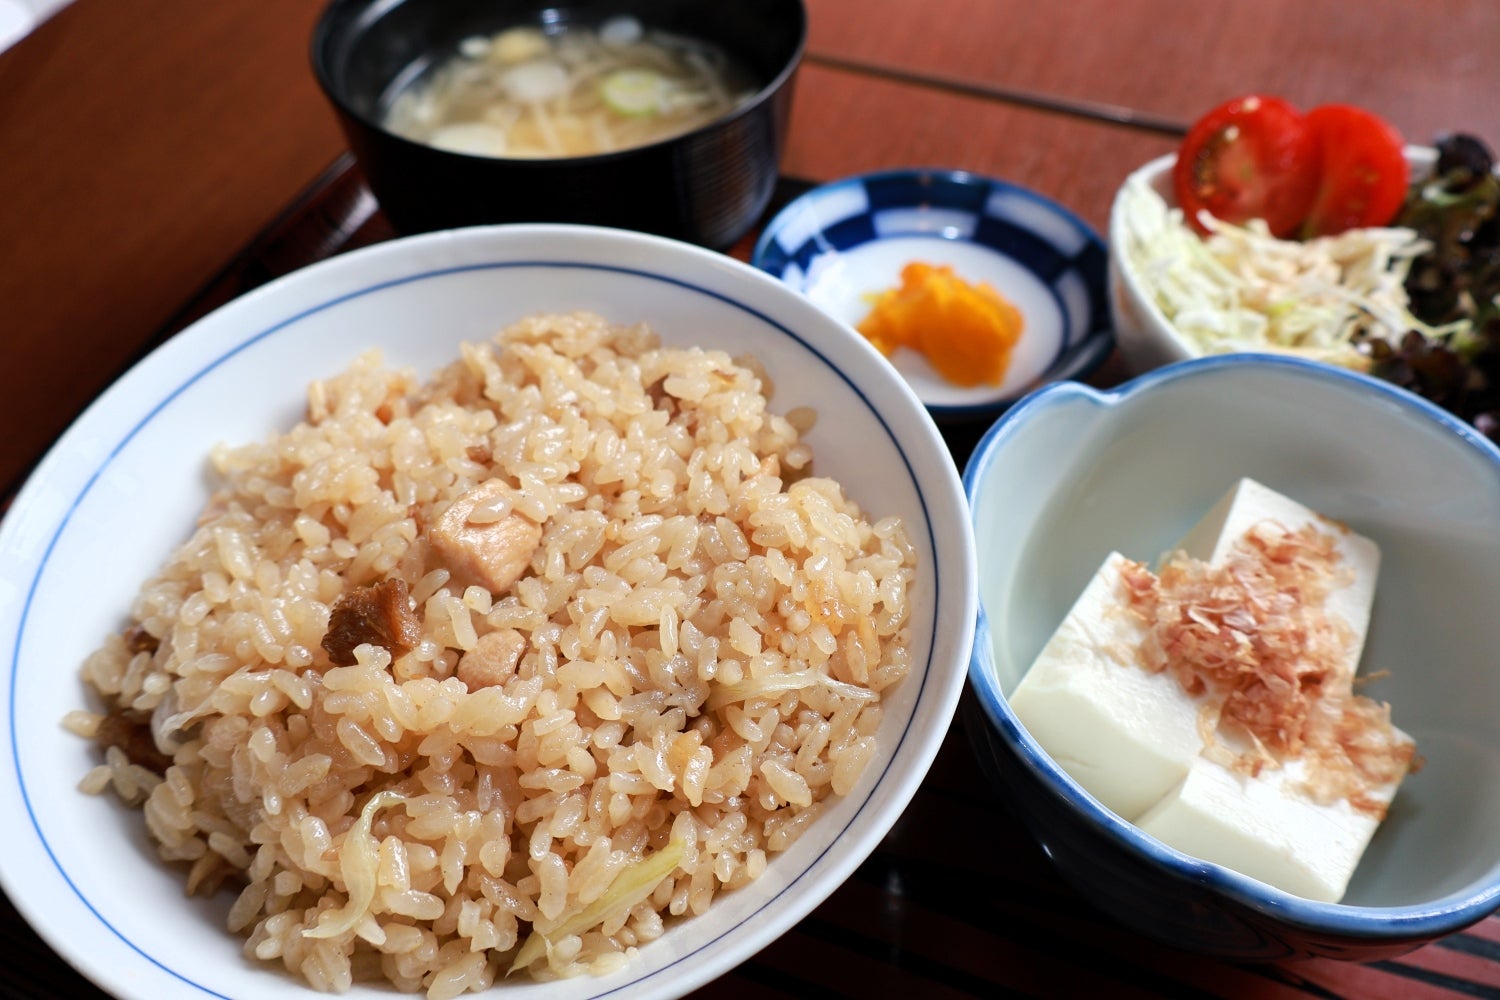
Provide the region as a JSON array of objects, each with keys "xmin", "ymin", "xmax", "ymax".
[
  {"xmin": 752, "ymin": 168, "xmax": 1113, "ymax": 420},
  {"xmin": 963, "ymin": 353, "xmax": 1500, "ymax": 961}
]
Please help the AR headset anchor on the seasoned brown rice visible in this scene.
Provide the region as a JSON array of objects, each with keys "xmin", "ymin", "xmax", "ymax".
[{"xmin": 66, "ymin": 312, "xmax": 915, "ymax": 995}]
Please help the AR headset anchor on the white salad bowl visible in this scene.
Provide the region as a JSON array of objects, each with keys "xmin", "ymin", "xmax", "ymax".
[
  {"xmin": 1108, "ymin": 152, "xmax": 1198, "ymax": 373},
  {"xmin": 0, "ymin": 224, "xmax": 977, "ymax": 999},
  {"xmin": 1108, "ymin": 147, "xmax": 1439, "ymax": 375},
  {"xmin": 964, "ymin": 353, "xmax": 1500, "ymax": 961}
]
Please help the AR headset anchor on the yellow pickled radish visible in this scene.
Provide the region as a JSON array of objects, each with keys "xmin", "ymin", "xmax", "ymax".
[{"xmin": 856, "ymin": 262, "xmax": 1025, "ymax": 388}]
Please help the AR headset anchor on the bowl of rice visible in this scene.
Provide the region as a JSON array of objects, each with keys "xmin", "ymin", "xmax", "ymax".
[{"xmin": 0, "ymin": 224, "xmax": 976, "ymax": 998}]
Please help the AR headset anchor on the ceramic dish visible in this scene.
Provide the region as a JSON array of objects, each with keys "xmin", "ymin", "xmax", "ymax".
[
  {"xmin": 1109, "ymin": 147, "xmax": 1440, "ymax": 374},
  {"xmin": 751, "ymin": 168, "xmax": 1113, "ymax": 421},
  {"xmin": 312, "ymin": 0, "xmax": 806, "ymax": 248},
  {"xmin": 0, "ymin": 224, "xmax": 977, "ymax": 999},
  {"xmin": 964, "ymin": 353, "xmax": 1500, "ymax": 961}
]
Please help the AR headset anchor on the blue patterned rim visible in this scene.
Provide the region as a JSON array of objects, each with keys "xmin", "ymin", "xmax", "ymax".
[
  {"xmin": 751, "ymin": 168, "xmax": 1114, "ymax": 419},
  {"xmin": 961, "ymin": 352, "xmax": 1500, "ymax": 941}
]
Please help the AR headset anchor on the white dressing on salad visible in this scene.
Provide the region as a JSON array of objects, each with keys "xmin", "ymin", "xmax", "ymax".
[{"xmin": 1117, "ymin": 176, "xmax": 1442, "ymax": 367}]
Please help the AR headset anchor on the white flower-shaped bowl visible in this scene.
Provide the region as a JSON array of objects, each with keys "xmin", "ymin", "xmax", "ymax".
[{"xmin": 964, "ymin": 353, "xmax": 1500, "ymax": 961}]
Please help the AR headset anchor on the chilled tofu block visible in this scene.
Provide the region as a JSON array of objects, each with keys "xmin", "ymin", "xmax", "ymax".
[
  {"xmin": 1009, "ymin": 552, "xmax": 1217, "ymax": 820},
  {"xmin": 1137, "ymin": 729, "xmax": 1414, "ymax": 903},
  {"xmin": 1170, "ymin": 477, "xmax": 1381, "ymax": 679},
  {"xmin": 1011, "ymin": 477, "xmax": 1382, "ymax": 824}
]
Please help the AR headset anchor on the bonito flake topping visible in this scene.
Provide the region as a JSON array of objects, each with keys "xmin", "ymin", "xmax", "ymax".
[{"xmin": 1118, "ymin": 521, "xmax": 1417, "ymax": 816}]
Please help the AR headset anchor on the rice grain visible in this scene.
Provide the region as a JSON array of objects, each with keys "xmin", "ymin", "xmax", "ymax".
[{"xmin": 75, "ymin": 312, "xmax": 915, "ymax": 990}]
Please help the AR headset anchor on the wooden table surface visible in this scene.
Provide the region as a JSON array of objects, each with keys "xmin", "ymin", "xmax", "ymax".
[{"xmin": 3, "ymin": 1, "xmax": 1500, "ymax": 997}]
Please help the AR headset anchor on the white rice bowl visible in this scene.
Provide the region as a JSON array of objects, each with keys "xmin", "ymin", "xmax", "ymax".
[{"xmin": 0, "ymin": 225, "xmax": 976, "ymax": 999}]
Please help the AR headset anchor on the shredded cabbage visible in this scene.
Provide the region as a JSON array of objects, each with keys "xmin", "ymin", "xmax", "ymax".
[
  {"xmin": 508, "ymin": 837, "xmax": 687, "ymax": 975},
  {"xmin": 705, "ymin": 670, "xmax": 879, "ymax": 711},
  {"xmin": 1118, "ymin": 177, "xmax": 1442, "ymax": 367},
  {"xmin": 303, "ymin": 789, "xmax": 407, "ymax": 940}
]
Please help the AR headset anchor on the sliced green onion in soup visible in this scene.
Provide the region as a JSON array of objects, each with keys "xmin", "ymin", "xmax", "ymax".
[{"xmin": 600, "ymin": 68, "xmax": 668, "ymax": 117}]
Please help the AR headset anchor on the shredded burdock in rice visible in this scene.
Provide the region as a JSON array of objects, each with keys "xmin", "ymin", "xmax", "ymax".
[
  {"xmin": 65, "ymin": 312, "xmax": 916, "ymax": 995},
  {"xmin": 1117, "ymin": 522, "xmax": 1416, "ymax": 817}
]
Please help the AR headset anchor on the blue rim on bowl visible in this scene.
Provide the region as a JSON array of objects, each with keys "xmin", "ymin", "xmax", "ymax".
[
  {"xmin": 962, "ymin": 353, "xmax": 1500, "ymax": 959},
  {"xmin": 751, "ymin": 168, "xmax": 1114, "ymax": 421}
]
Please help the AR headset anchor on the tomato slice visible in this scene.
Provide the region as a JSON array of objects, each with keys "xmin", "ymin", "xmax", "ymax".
[
  {"xmin": 1173, "ymin": 94, "xmax": 1321, "ymax": 238},
  {"xmin": 1300, "ymin": 104, "xmax": 1409, "ymax": 237}
]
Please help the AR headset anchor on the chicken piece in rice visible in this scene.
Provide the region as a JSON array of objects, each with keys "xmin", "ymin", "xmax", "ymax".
[
  {"xmin": 429, "ymin": 480, "xmax": 544, "ymax": 594},
  {"xmin": 70, "ymin": 312, "xmax": 916, "ymax": 995}
]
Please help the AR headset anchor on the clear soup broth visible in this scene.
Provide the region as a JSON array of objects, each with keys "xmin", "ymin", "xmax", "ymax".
[{"xmin": 383, "ymin": 16, "xmax": 757, "ymax": 160}]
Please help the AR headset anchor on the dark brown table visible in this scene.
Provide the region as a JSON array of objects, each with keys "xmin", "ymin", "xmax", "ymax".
[{"xmin": 3, "ymin": 1, "xmax": 1499, "ymax": 996}]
